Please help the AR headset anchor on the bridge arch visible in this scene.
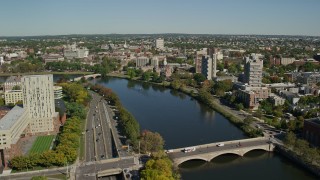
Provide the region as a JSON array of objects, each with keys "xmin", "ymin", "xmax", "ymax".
[
  {"xmin": 242, "ymin": 148, "xmax": 269, "ymax": 156},
  {"xmin": 176, "ymin": 157, "xmax": 208, "ymax": 166},
  {"xmin": 208, "ymin": 152, "xmax": 243, "ymax": 162}
]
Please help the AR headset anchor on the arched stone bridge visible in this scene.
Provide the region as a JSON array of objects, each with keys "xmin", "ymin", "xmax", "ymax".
[
  {"xmin": 73, "ymin": 74, "xmax": 101, "ymax": 81},
  {"xmin": 167, "ymin": 137, "xmax": 275, "ymax": 166}
]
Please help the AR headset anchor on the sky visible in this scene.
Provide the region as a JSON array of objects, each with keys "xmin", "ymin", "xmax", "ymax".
[{"xmin": 0, "ymin": 0, "xmax": 319, "ymax": 36}]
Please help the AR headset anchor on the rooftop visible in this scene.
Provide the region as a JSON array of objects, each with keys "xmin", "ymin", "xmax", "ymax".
[
  {"xmin": 5, "ymin": 76, "xmax": 21, "ymax": 83},
  {"xmin": 0, "ymin": 106, "xmax": 11, "ymax": 119},
  {"xmin": 306, "ymin": 117, "xmax": 320, "ymax": 126},
  {"xmin": 0, "ymin": 105, "xmax": 26, "ymax": 131}
]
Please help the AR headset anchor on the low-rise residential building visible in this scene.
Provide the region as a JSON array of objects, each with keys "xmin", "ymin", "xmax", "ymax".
[
  {"xmin": 4, "ymin": 90, "xmax": 23, "ymax": 105},
  {"xmin": 4, "ymin": 76, "xmax": 21, "ymax": 92},
  {"xmin": 53, "ymin": 86, "xmax": 63, "ymax": 99},
  {"xmin": 297, "ymin": 73, "xmax": 320, "ymax": 85},
  {"xmin": 42, "ymin": 54, "xmax": 64, "ymax": 64},
  {"xmin": 214, "ymin": 76, "xmax": 238, "ymax": 82},
  {"xmin": 268, "ymin": 93, "xmax": 286, "ymax": 106},
  {"xmin": 303, "ymin": 117, "xmax": 320, "ymax": 146},
  {"xmin": 63, "ymin": 43, "xmax": 89, "ymax": 59},
  {"xmin": 279, "ymin": 90, "xmax": 300, "ymax": 105},
  {"xmin": 236, "ymin": 87, "xmax": 269, "ymax": 109}
]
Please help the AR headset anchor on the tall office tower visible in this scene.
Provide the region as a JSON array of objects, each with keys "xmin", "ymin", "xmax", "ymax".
[
  {"xmin": 244, "ymin": 56, "xmax": 263, "ymax": 86},
  {"xmin": 155, "ymin": 38, "xmax": 164, "ymax": 50},
  {"xmin": 22, "ymin": 75, "xmax": 55, "ymax": 133}
]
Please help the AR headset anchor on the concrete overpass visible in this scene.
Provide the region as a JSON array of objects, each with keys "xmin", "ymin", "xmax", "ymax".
[
  {"xmin": 73, "ymin": 74, "xmax": 101, "ymax": 81},
  {"xmin": 167, "ymin": 137, "xmax": 275, "ymax": 166}
]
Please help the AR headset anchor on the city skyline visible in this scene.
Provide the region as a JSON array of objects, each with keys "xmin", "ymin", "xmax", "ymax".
[{"xmin": 1, "ymin": 0, "xmax": 320, "ymax": 37}]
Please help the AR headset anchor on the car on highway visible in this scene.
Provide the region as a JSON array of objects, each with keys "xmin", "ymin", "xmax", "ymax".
[
  {"xmin": 183, "ymin": 147, "xmax": 196, "ymax": 153},
  {"xmin": 217, "ymin": 143, "xmax": 224, "ymax": 147}
]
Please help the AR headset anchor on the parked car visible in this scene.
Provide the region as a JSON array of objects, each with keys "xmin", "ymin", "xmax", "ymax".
[{"xmin": 217, "ymin": 143, "xmax": 224, "ymax": 147}]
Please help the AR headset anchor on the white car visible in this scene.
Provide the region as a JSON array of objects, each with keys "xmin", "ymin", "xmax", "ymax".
[{"xmin": 217, "ymin": 143, "xmax": 224, "ymax": 147}]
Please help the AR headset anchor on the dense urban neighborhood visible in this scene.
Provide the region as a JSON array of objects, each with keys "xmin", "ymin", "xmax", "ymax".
[{"xmin": 0, "ymin": 34, "xmax": 320, "ymax": 179}]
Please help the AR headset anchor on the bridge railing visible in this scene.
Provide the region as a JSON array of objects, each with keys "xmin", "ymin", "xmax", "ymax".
[{"xmin": 167, "ymin": 137, "xmax": 267, "ymax": 153}]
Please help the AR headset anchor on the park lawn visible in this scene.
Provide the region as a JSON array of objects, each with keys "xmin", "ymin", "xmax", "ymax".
[{"xmin": 29, "ymin": 135, "xmax": 55, "ymax": 154}]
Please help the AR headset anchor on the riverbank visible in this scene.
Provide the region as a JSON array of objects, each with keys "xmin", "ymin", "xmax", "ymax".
[
  {"xmin": 0, "ymin": 71, "xmax": 94, "ymax": 76},
  {"xmin": 106, "ymin": 72, "xmax": 261, "ymax": 138},
  {"xmin": 276, "ymin": 145, "xmax": 320, "ymax": 177}
]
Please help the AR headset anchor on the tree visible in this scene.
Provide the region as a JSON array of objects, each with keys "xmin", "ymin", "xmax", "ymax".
[
  {"xmin": 171, "ymin": 80, "xmax": 182, "ymax": 90},
  {"xmin": 140, "ymin": 130, "xmax": 165, "ymax": 154},
  {"xmin": 127, "ymin": 68, "xmax": 136, "ymax": 79},
  {"xmin": 294, "ymin": 139, "xmax": 309, "ymax": 156},
  {"xmin": 259, "ymin": 99, "xmax": 273, "ymax": 115},
  {"xmin": 141, "ymin": 158, "xmax": 175, "ymax": 180},
  {"xmin": 235, "ymin": 103, "xmax": 244, "ymax": 111},
  {"xmin": 10, "ymin": 156, "xmax": 28, "ymax": 170},
  {"xmin": 0, "ymin": 97, "xmax": 4, "ymax": 106},
  {"xmin": 193, "ymin": 73, "xmax": 206, "ymax": 83},
  {"xmin": 284, "ymin": 131, "xmax": 296, "ymax": 149},
  {"xmin": 31, "ymin": 176, "xmax": 48, "ymax": 180},
  {"xmin": 243, "ymin": 116, "xmax": 254, "ymax": 125},
  {"xmin": 142, "ymin": 70, "xmax": 152, "ymax": 81}
]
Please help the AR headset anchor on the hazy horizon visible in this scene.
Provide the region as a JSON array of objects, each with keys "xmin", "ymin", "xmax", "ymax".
[{"xmin": 1, "ymin": 0, "xmax": 319, "ymax": 36}]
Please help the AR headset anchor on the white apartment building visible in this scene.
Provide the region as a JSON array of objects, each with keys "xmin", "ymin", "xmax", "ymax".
[
  {"xmin": 156, "ymin": 38, "xmax": 164, "ymax": 50},
  {"xmin": 244, "ymin": 56, "xmax": 263, "ymax": 86},
  {"xmin": 4, "ymin": 90, "xmax": 23, "ymax": 105},
  {"xmin": 64, "ymin": 43, "xmax": 89, "ymax": 59},
  {"xmin": 135, "ymin": 57, "xmax": 149, "ymax": 67},
  {"xmin": 22, "ymin": 75, "xmax": 55, "ymax": 133},
  {"xmin": 150, "ymin": 57, "xmax": 159, "ymax": 67}
]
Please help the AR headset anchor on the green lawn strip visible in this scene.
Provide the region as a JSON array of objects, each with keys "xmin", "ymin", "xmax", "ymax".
[{"xmin": 29, "ymin": 135, "xmax": 55, "ymax": 154}]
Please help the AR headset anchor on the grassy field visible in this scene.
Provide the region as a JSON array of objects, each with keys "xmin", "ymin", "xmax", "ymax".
[{"xmin": 29, "ymin": 135, "xmax": 55, "ymax": 154}]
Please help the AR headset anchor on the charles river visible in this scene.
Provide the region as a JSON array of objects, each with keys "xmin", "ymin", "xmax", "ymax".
[
  {"xmin": 0, "ymin": 75, "xmax": 317, "ymax": 179},
  {"xmin": 93, "ymin": 77, "xmax": 317, "ymax": 180}
]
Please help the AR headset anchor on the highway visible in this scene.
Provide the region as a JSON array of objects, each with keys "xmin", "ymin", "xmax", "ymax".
[
  {"xmin": 76, "ymin": 157, "xmax": 138, "ymax": 180},
  {"xmin": 85, "ymin": 93, "xmax": 100, "ymax": 162}
]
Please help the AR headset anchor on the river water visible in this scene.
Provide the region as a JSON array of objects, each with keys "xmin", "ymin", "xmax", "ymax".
[{"xmin": 93, "ymin": 77, "xmax": 317, "ymax": 180}]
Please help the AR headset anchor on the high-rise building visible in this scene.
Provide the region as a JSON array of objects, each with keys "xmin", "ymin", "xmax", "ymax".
[
  {"xmin": 135, "ymin": 57, "xmax": 149, "ymax": 67},
  {"xmin": 200, "ymin": 51, "xmax": 218, "ymax": 80},
  {"xmin": 244, "ymin": 56, "xmax": 263, "ymax": 86},
  {"xmin": 201, "ymin": 55, "xmax": 213, "ymax": 80},
  {"xmin": 150, "ymin": 57, "xmax": 159, "ymax": 67},
  {"xmin": 195, "ymin": 48, "xmax": 208, "ymax": 73},
  {"xmin": 155, "ymin": 38, "xmax": 164, "ymax": 50},
  {"xmin": 22, "ymin": 75, "xmax": 55, "ymax": 133}
]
